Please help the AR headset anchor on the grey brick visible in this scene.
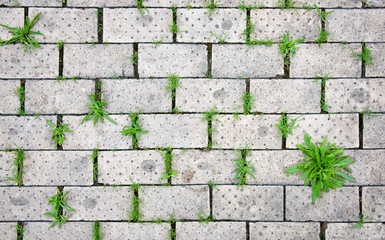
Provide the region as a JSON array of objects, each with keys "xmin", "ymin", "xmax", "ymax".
[
  {"xmin": 62, "ymin": 115, "xmax": 132, "ymax": 150},
  {"xmin": 250, "ymin": 9, "xmax": 319, "ymax": 42},
  {"xmin": 101, "ymin": 223, "xmax": 170, "ymax": 240},
  {"xmin": 286, "ymin": 114, "xmax": 359, "ymax": 149},
  {"xmin": 138, "ymin": 44, "xmax": 207, "ymax": 78},
  {"xmin": 213, "ymin": 186, "xmax": 283, "ymax": 220},
  {"xmin": 328, "ymin": 10, "xmax": 385, "ymax": 42},
  {"xmin": 286, "ymin": 186, "xmax": 359, "ymax": 221},
  {"xmin": 250, "ymin": 222, "xmax": 320, "ymax": 240},
  {"xmin": 0, "ymin": 222, "xmax": 15, "ymax": 239},
  {"xmin": 23, "ymin": 151, "xmax": 93, "ymax": 186},
  {"xmin": 326, "ymin": 79, "xmax": 385, "ymax": 112},
  {"xmin": 104, "ymin": 8, "xmax": 172, "ymax": 43},
  {"xmin": 138, "ymin": 114, "xmax": 207, "ymax": 148},
  {"xmin": 176, "ymin": 79, "xmax": 244, "ymax": 113},
  {"xmin": 250, "ymin": 79, "xmax": 320, "ymax": 113},
  {"xmin": 98, "ymin": 150, "xmax": 166, "ymax": 185},
  {"xmin": 63, "ymin": 44, "xmax": 134, "ymax": 78},
  {"xmin": 23, "ymin": 222, "xmax": 93, "ymax": 240},
  {"xmin": 344, "ymin": 150, "xmax": 385, "ymax": 186},
  {"xmin": 212, "ymin": 44, "xmax": 283, "ymax": 78},
  {"xmin": 176, "ymin": 222, "xmax": 246, "ymax": 240},
  {"xmin": 0, "ymin": 116, "xmax": 56, "ymax": 150},
  {"xmin": 0, "ymin": 80, "xmax": 20, "ymax": 114},
  {"xmin": 145, "ymin": 0, "xmax": 206, "ymax": 7},
  {"xmin": 67, "ymin": 0, "xmax": 133, "ymax": 7},
  {"xmin": 25, "ymin": 80, "xmax": 94, "ymax": 114},
  {"xmin": 290, "ymin": 44, "xmax": 361, "ymax": 78},
  {"xmin": 0, "ymin": 187, "xmax": 56, "ymax": 221},
  {"xmin": 0, "ymin": 45, "xmax": 58, "ymax": 78},
  {"xmin": 0, "ymin": 0, "xmax": 61, "ymax": 6},
  {"xmin": 326, "ymin": 223, "xmax": 385, "ymax": 240},
  {"xmin": 177, "ymin": 9, "xmax": 246, "ymax": 43},
  {"xmin": 294, "ymin": 0, "xmax": 362, "ymax": 8},
  {"xmin": 363, "ymin": 187, "xmax": 385, "ymax": 222},
  {"xmin": 368, "ymin": 0, "xmax": 385, "ymax": 7},
  {"xmin": 363, "ymin": 115, "xmax": 385, "ymax": 148},
  {"xmin": 141, "ymin": 185, "xmax": 209, "ymax": 220},
  {"xmin": 219, "ymin": 0, "xmax": 275, "ymax": 7},
  {"xmin": 172, "ymin": 149, "xmax": 237, "ymax": 184},
  {"xmin": 66, "ymin": 186, "xmax": 132, "ymax": 221},
  {"xmin": 0, "ymin": 8, "xmax": 24, "ymax": 41},
  {"xmin": 29, "ymin": 8, "xmax": 97, "ymax": 43},
  {"xmin": 367, "ymin": 43, "xmax": 385, "ymax": 77},
  {"xmin": 212, "ymin": 115, "xmax": 282, "ymax": 149},
  {"xmin": 0, "ymin": 152, "xmax": 16, "ymax": 186},
  {"xmin": 103, "ymin": 79, "xmax": 170, "ymax": 114}
]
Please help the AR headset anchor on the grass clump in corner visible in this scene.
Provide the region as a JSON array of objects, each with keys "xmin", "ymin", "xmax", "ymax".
[
  {"xmin": 233, "ymin": 145, "xmax": 255, "ymax": 187},
  {"xmin": 5, "ymin": 145, "xmax": 25, "ymax": 187},
  {"xmin": 46, "ymin": 120, "xmax": 73, "ymax": 148},
  {"xmin": 121, "ymin": 113, "xmax": 148, "ymax": 149},
  {"xmin": 92, "ymin": 221, "xmax": 102, "ymax": 240},
  {"xmin": 0, "ymin": 13, "xmax": 44, "ymax": 52},
  {"xmin": 285, "ymin": 133, "xmax": 355, "ymax": 204},
  {"xmin": 279, "ymin": 32, "xmax": 304, "ymax": 66},
  {"xmin": 275, "ymin": 113, "xmax": 299, "ymax": 138},
  {"xmin": 136, "ymin": 0, "xmax": 149, "ymax": 16},
  {"xmin": 198, "ymin": 208, "xmax": 215, "ymax": 227},
  {"xmin": 128, "ymin": 181, "xmax": 143, "ymax": 222},
  {"xmin": 82, "ymin": 94, "xmax": 116, "ymax": 126},
  {"xmin": 351, "ymin": 42, "xmax": 375, "ymax": 66},
  {"xmin": 44, "ymin": 189, "xmax": 74, "ymax": 229},
  {"xmin": 205, "ymin": 0, "xmax": 220, "ymax": 17}
]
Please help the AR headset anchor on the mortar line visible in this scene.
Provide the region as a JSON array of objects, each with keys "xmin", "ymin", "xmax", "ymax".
[
  {"xmin": 24, "ymin": 7, "xmax": 28, "ymax": 18},
  {"xmin": 205, "ymin": 43, "xmax": 212, "ymax": 78},
  {"xmin": 359, "ymin": 113, "xmax": 364, "ymax": 149},
  {"xmin": 361, "ymin": 42, "xmax": 366, "ymax": 78},
  {"xmin": 133, "ymin": 43, "xmax": 139, "ymax": 79},
  {"xmin": 359, "ymin": 186, "xmax": 363, "ymax": 215},
  {"xmin": 281, "ymin": 113, "xmax": 287, "ymax": 149},
  {"xmin": 320, "ymin": 222, "xmax": 327, "ymax": 240},
  {"xmin": 20, "ymin": 80, "xmax": 26, "ymax": 114},
  {"xmin": 57, "ymin": 186, "xmax": 64, "ymax": 216},
  {"xmin": 58, "ymin": 43, "xmax": 64, "ymax": 77},
  {"xmin": 62, "ymin": 0, "xmax": 67, "ymax": 7},
  {"xmin": 209, "ymin": 183, "xmax": 213, "ymax": 216},
  {"xmin": 57, "ymin": 114, "xmax": 63, "ymax": 150},
  {"xmin": 207, "ymin": 117, "xmax": 213, "ymax": 150},
  {"xmin": 97, "ymin": 8, "xmax": 103, "ymax": 43},
  {"xmin": 92, "ymin": 146, "xmax": 99, "ymax": 186},
  {"xmin": 95, "ymin": 78, "xmax": 102, "ymax": 101},
  {"xmin": 246, "ymin": 9, "xmax": 251, "ymax": 44},
  {"xmin": 172, "ymin": 6, "xmax": 177, "ymax": 43},
  {"xmin": 171, "ymin": 221, "xmax": 176, "ymax": 240},
  {"xmin": 283, "ymin": 186, "xmax": 286, "ymax": 221},
  {"xmin": 320, "ymin": 77, "xmax": 327, "ymax": 114},
  {"xmin": 246, "ymin": 222, "xmax": 250, "ymax": 240}
]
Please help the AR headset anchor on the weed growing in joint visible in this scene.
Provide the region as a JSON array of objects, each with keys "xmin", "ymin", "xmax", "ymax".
[
  {"xmin": 205, "ymin": 0, "xmax": 220, "ymax": 17},
  {"xmin": 14, "ymin": 85, "xmax": 25, "ymax": 116},
  {"xmin": 351, "ymin": 42, "xmax": 375, "ymax": 66},
  {"xmin": 277, "ymin": 0, "xmax": 296, "ymax": 9},
  {"xmin": 279, "ymin": 32, "xmax": 304, "ymax": 66},
  {"xmin": 15, "ymin": 223, "xmax": 24, "ymax": 240},
  {"xmin": 315, "ymin": 4, "xmax": 334, "ymax": 24},
  {"xmin": 46, "ymin": 120, "xmax": 73, "ymax": 147},
  {"xmin": 358, "ymin": 108, "xmax": 382, "ymax": 118},
  {"xmin": 315, "ymin": 73, "xmax": 331, "ymax": 114},
  {"xmin": 209, "ymin": 32, "xmax": 229, "ymax": 44},
  {"xmin": 202, "ymin": 106, "xmax": 222, "ymax": 149},
  {"xmin": 136, "ymin": 0, "xmax": 149, "ymax": 16},
  {"xmin": 168, "ymin": 213, "xmax": 176, "ymax": 240},
  {"xmin": 6, "ymin": 144, "xmax": 24, "ymax": 187},
  {"xmin": 247, "ymin": 37, "xmax": 274, "ymax": 48},
  {"xmin": 121, "ymin": 113, "xmax": 148, "ymax": 149},
  {"xmin": 92, "ymin": 221, "xmax": 102, "ymax": 240},
  {"xmin": 44, "ymin": 189, "xmax": 74, "ymax": 229},
  {"xmin": 285, "ymin": 133, "xmax": 355, "ymax": 204},
  {"xmin": 208, "ymin": 181, "xmax": 218, "ymax": 189},
  {"xmin": 152, "ymin": 37, "xmax": 164, "ymax": 45},
  {"xmin": 235, "ymin": 92, "xmax": 255, "ymax": 115},
  {"xmin": 82, "ymin": 94, "xmax": 116, "ymax": 126},
  {"xmin": 242, "ymin": 21, "xmax": 255, "ymax": 38},
  {"xmin": 205, "ymin": 69, "xmax": 213, "ymax": 79},
  {"xmin": 198, "ymin": 208, "xmax": 215, "ymax": 227},
  {"xmin": 89, "ymin": 145, "xmax": 98, "ymax": 182},
  {"xmin": 126, "ymin": 51, "xmax": 139, "ymax": 65},
  {"xmin": 57, "ymin": 40, "xmax": 64, "ymax": 50},
  {"xmin": 233, "ymin": 145, "xmax": 255, "ymax": 187},
  {"xmin": 0, "ymin": 13, "xmax": 44, "ymax": 52},
  {"xmin": 275, "ymin": 113, "xmax": 299, "ymax": 138},
  {"xmin": 170, "ymin": 5, "xmax": 184, "ymax": 34},
  {"xmin": 351, "ymin": 214, "xmax": 372, "ymax": 229},
  {"xmin": 314, "ymin": 5, "xmax": 334, "ymax": 46},
  {"xmin": 128, "ymin": 180, "xmax": 143, "ymax": 222},
  {"xmin": 158, "ymin": 147, "xmax": 177, "ymax": 184},
  {"xmin": 165, "ymin": 74, "xmax": 180, "ymax": 98}
]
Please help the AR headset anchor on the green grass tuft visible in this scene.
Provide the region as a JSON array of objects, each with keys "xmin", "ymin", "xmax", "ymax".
[
  {"xmin": 202, "ymin": 106, "xmax": 222, "ymax": 149},
  {"xmin": 159, "ymin": 147, "xmax": 178, "ymax": 184},
  {"xmin": 351, "ymin": 42, "xmax": 375, "ymax": 66},
  {"xmin": 165, "ymin": 73, "xmax": 181, "ymax": 98},
  {"xmin": 277, "ymin": 0, "xmax": 296, "ymax": 9},
  {"xmin": 121, "ymin": 113, "xmax": 148, "ymax": 149},
  {"xmin": 44, "ymin": 189, "xmax": 74, "ymax": 229},
  {"xmin": 205, "ymin": 0, "xmax": 220, "ymax": 17},
  {"xmin": 46, "ymin": 120, "xmax": 73, "ymax": 147},
  {"xmin": 14, "ymin": 85, "xmax": 25, "ymax": 116},
  {"xmin": 6, "ymin": 144, "xmax": 24, "ymax": 187},
  {"xmin": 82, "ymin": 94, "xmax": 117, "ymax": 126},
  {"xmin": 278, "ymin": 32, "xmax": 304, "ymax": 66},
  {"xmin": 233, "ymin": 145, "xmax": 255, "ymax": 187},
  {"xmin": 92, "ymin": 221, "xmax": 102, "ymax": 240},
  {"xmin": 128, "ymin": 181, "xmax": 143, "ymax": 222},
  {"xmin": 276, "ymin": 114, "xmax": 299, "ymax": 138},
  {"xmin": 198, "ymin": 208, "xmax": 215, "ymax": 227},
  {"xmin": 136, "ymin": 0, "xmax": 149, "ymax": 16}
]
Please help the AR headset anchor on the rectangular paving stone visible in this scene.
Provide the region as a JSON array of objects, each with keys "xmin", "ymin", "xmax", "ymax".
[
  {"xmin": 101, "ymin": 223, "xmax": 170, "ymax": 240},
  {"xmin": 104, "ymin": 8, "xmax": 172, "ymax": 43},
  {"xmin": 138, "ymin": 114, "xmax": 207, "ymax": 148},
  {"xmin": 286, "ymin": 114, "xmax": 359, "ymax": 149},
  {"xmin": 0, "ymin": 152, "xmax": 16, "ymax": 186},
  {"xmin": 172, "ymin": 149, "xmax": 237, "ymax": 184},
  {"xmin": 139, "ymin": 44, "xmax": 207, "ymax": 77},
  {"xmin": 176, "ymin": 79, "xmax": 244, "ymax": 113},
  {"xmin": 0, "ymin": 8, "xmax": 24, "ymax": 41},
  {"xmin": 63, "ymin": 44, "xmax": 134, "ymax": 78},
  {"xmin": 29, "ymin": 8, "xmax": 97, "ymax": 43},
  {"xmin": 212, "ymin": 44, "xmax": 283, "ymax": 78},
  {"xmin": 66, "ymin": 186, "xmax": 132, "ymax": 220},
  {"xmin": 328, "ymin": 9, "xmax": 385, "ymax": 42},
  {"xmin": 176, "ymin": 222, "xmax": 246, "ymax": 240},
  {"xmin": 0, "ymin": 187, "xmax": 56, "ymax": 221},
  {"xmin": 62, "ymin": 115, "xmax": 132, "ymax": 150},
  {"xmin": 145, "ymin": 0, "xmax": 206, "ymax": 7},
  {"xmin": 141, "ymin": 185, "xmax": 209, "ymax": 220},
  {"xmin": 251, "ymin": 9, "xmax": 319, "ymax": 42},
  {"xmin": 98, "ymin": 150, "xmax": 166, "ymax": 185},
  {"xmin": 25, "ymin": 80, "xmax": 94, "ymax": 114},
  {"xmin": 368, "ymin": 0, "xmax": 385, "ymax": 7},
  {"xmin": 0, "ymin": 45, "xmax": 58, "ymax": 78},
  {"xmin": 213, "ymin": 186, "xmax": 283, "ymax": 220},
  {"xmin": 250, "ymin": 222, "xmax": 320, "ymax": 240},
  {"xmin": 23, "ymin": 222, "xmax": 93, "ymax": 240},
  {"xmin": 363, "ymin": 115, "xmax": 385, "ymax": 148},
  {"xmin": 290, "ymin": 44, "xmax": 361, "ymax": 78},
  {"xmin": 286, "ymin": 186, "xmax": 359, "ymax": 221},
  {"xmin": 219, "ymin": 0, "xmax": 275, "ymax": 7},
  {"xmin": 67, "ymin": 0, "xmax": 133, "ymax": 7},
  {"xmin": 326, "ymin": 79, "xmax": 385, "ymax": 112},
  {"xmin": 0, "ymin": 222, "xmax": 15, "ymax": 240},
  {"xmin": 251, "ymin": 79, "xmax": 320, "ymax": 113},
  {"xmin": 366, "ymin": 43, "xmax": 385, "ymax": 77},
  {"xmin": 326, "ymin": 223, "xmax": 385, "ymax": 240},
  {"xmin": 212, "ymin": 115, "xmax": 282, "ymax": 149},
  {"xmin": 0, "ymin": 116, "xmax": 56, "ymax": 150},
  {"xmin": 177, "ymin": 9, "xmax": 246, "ymax": 43},
  {"xmin": 294, "ymin": 0, "xmax": 362, "ymax": 8},
  {"xmin": 0, "ymin": 0, "xmax": 61, "ymax": 6},
  {"xmin": 103, "ymin": 79, "xmax": 170, "ymax": 113},
  {"xmin": 23, "ymin": 151, "xmax": 93, "ymax": 186},
  {"xmin": 363, "ymin": 187, "xmax": 385, "ymax": 222},
  {"xmin": 344, "ymin": 150, "xmax": 385, "ymax": 186},
  {"xmin": 0, "ymin": 80, "xmax": 20, "ymax": 114}
]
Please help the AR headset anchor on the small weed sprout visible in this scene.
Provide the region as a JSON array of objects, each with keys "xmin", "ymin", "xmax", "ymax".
[
  {"xmin": 152, "ymin": 36, "xmax": 164, "ymax": 45},
  {"xmin": 205, "ymin": 0, "xmax": 220, "ymax": 17},
  {"xmin": 128, "ymin": 181, "xmax": 143, "ymax": 222},
  {"xmin": 198, "ymin": 208, "xmax": 215, "ymax": 227},
  {"xmin": 136, "ymin": 0, "xmax": 149, "ymax": 16},
  {"xmin": 351, "ymin": 42, "xmax": 375, "ymax": 66},
  {"xmin": 285, "ymin": 133, "xmax": 356, "ymax": 204},
  {"xmin": 121, "ymin": 113, "xmax": 148, "ymax": 149},
  {"xmin": 208, "ymin": 181, "xmax": 218, "ymax": 189},
  {"xmin": 279, "ymin": 32, "xmax": 304, "ymax": 66},
  {"xmin": 6, "ymin": 145, "xmax": 24, "ymax": 186},
  {"xmin": 315, "ymin": 4, "xmax": 334, "ymax": 24},
  {"xmin": 275, "ymin": 114, "xmax": 299, "ymax": 138},
  {"xmin": 15, "ymin": 223, "xmax": 24, "ymax": 240},
  {"xmin": 126, "ymin": 51, "xmax": 139, "ymax": 65},
  {"xmin": 0, "ymin": 13, "xmax": 44, "ymax": 52},
  {"xmin": 165, "ymin": 74, "xmax": 180, "ymax": 98},
  {"xmin": 315, "ymin": 73, "xmax": 331, "ymax": 114},
  {"xmin": 168, "ymin": 213, "xmax": 176, "ymax": 240},
  {"xmin": 170, "ymin": 5, "xmax": 184, "ymax": 34},
  {"xmin": 82, "ymin": 94, "xmax": 117, "ymax": 126},
  {"xmin": 237, "ymin": 0, "xmax": 256, "ymax": 12},
  {"xmin": 92, "ymin": 221, "xmax": 102, "ymax": 240},
  {"xmin": 205, "ymin": 69, "xmax": 213, "ymax": 79},
  {"xmin": 159, "ymin": 147, "xmax": 178, "ymax": 184},
  {"xmin": 89, "ymin": 145, "xmax": 98, "ymax": 182},
  {"xmin": 44, "ymin": 189, "xmax": 74, "ymax": 229},
  {"xmin": 14, "ymin": 85, "xmax": 25, "ymax": 116},
  {"xmin": 209, "ymin": 31, "xmax": 229, "ymax": 44},
  {"xmin": 202, "ymin": 106, "xmax": 222, "ymax": 149},
  {"xmin": 247, "ymin": 37, "xmax": 274, "ymax": 48},
  {"xmin": 57, "ymin": 40, "xmax": 64, "ymax": 50},
  {"xmin": 233, "ymin": 146, "xmax": 255, "ymax": 187},
  {"xmin": 46, "ymin": 120, "xmax": 73, "ymax": 147},
  {"xmin": 242, "ymin": 21, "xmax": 255, "ymax": 38},
  {"xmin": 277, "ymin": 0, "xmax": 296, "ymax": 9},
  {"xmin": 351, "ymin": 214, "xmax": 372, "ymax": 229},
  {"xmin": 235, "ymin": 92, "xmax": 255, "ymax": 115},
  {"xmin": 314, "ymin": 5, "xmax": 334, "ymax": 46},
  {"xmin": 360, "ymin": 108, "xmax": 382, "ymax": 118}
]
